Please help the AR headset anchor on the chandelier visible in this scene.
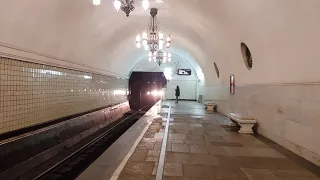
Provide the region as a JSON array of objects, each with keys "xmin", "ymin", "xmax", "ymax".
[
  {"xmin": 113, "ymin": 0, "xmax": 135, "ymax": 17},
  {"xmin": 148, "ymin": 51, "xmax": 172, "ymax": 66},
  {"xmin": 136, "ymin": 8, "xmax": 171, "ymax": 52},
  {"xmin": 93, "ymin": 0, "xmax": 163, "ymax": 17}
]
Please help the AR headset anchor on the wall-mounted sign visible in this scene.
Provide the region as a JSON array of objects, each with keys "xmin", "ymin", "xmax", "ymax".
[
  {"xmin": 177, "ymin": 69, "xmax": 191, "ymax": 75},
  {"xmin": 230, "ymin": 74, "xmax": 235, "ymax": 94}
]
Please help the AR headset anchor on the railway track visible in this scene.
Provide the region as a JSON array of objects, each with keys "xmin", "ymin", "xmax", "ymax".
[{"xmin": 16, "ymin": 107, "xmax": 146, "ymax": 180}]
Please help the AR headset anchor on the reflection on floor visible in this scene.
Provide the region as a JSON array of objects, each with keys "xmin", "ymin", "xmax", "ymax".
[{"xmin": 117, "ymin": 101, "xmax": 320, "ymax": 180}]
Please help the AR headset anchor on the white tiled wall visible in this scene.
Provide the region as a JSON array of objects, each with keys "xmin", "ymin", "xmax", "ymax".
[
  {"xmin": 0, "ymin": 57, "xmax": 128, "ymax": 134},
  {"xmin": 203, "ymin": 84, "xmax": 320, "ymax": 166}
]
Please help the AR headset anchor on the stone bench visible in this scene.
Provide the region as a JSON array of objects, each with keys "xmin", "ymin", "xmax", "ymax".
[
  {"xmin": 204, "ymin": 102, "xmax": 217, "ymax": 112},
  {"xmin": 228, "ymin": 113, "xmax": 256, "ymax": 134}
]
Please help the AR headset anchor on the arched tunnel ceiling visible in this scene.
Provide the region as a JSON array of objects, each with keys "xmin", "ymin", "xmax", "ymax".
[{"xmin": 0, "ymin": 0, "xmax": 320, "ymax": 85}]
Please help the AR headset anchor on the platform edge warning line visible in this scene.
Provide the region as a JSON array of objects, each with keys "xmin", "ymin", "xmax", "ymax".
[
  {"xmin": 109, "ymin": 118, "xmax": 153, "ymax": 180},
  {"xmin": 156, "ymin": 104, "xmax": 171, "ymax": 180}
]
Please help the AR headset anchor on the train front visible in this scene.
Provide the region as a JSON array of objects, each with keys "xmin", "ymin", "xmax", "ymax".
[{"xmin": 129, "ymin": 72, "xmax": 167, "ymax": 110}]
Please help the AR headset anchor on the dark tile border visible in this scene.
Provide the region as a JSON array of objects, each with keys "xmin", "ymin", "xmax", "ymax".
[{"xmin": 253, "ymin": 134, "xmax": 320, "ymax": 177}]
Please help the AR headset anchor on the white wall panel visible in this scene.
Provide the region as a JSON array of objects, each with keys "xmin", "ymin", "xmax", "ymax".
[{"xmin": 203, "ymin": 84, "xmax": 320, "ymax": 166}]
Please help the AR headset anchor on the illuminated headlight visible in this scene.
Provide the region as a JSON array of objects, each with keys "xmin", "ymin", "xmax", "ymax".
[
  {"xmin": 147, "ymin": 90, "xmax": 163, "ymax": 96},
  {"xmin": 151, "ymin": 90, "xmax": 159, "ymax": 96}
]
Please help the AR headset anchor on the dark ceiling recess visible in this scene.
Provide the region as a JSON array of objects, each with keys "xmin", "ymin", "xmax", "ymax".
[
  {"xmin": 241, "ymin": 42, "xmax": 252, "ymax": 70},
  {"xmin": 213, "ymin": 62, "xmax": 219, "ymax": 78}
]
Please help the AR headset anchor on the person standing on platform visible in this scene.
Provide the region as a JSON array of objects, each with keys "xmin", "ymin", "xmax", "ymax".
[{"xmin": 175, "ymin": 86, "xmax": 180, "ymax": 103}]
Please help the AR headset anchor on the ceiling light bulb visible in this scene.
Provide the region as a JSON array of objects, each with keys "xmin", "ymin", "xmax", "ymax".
[
  {"xmin": 168, "ymin": 57, "xmax": 171, "ymax": 62},
  {"xmin": 166, "ymin": 42, "xmax": 170, "ymax": 48},
  {"xmin": 136, "ymin": 35, "xmax": 141, "ymax": 42},
  {"xmin": 163, "ymin": 52, "xmax": 167, "ymax": 57},
  {"xmin": 153, "ymin": 51, "xmax": 157, "ymax": 56},
  {"xmin": 159, "ymin": 32, "xmax": 164, "ymax": 39},
  {"xmin": 144, "ymin": 46, "xmax": 149, "ymax": 50},
  {"xmin": 155, "ymin": 0, "xmax": 163, "ymax": 3},
  {"xmin": 163, "ymin": 59, "xmax": 166, "ymax": 63},
  {"xmin": 159, "ymin": 40, "xmax": 164, "ymax": 49},
  {"xmin": 93, "ymin": 0, "xmax": 101, "ymax": 6},
  {"xmin": 142, "ymin": 32, "xmax": 147, "ymax": 39},
  {"xmin": 136, "ymin": 35, "xmax": 141, "ymax": 48},
  {"xmin": 114, "ymin": 0, "xmax": 121, "ymax": 11},
  {"xmin": 148, "ymin": 58, "xmax": 152, "ymax": 61},
  {"xmin": 166, "ymin": 36, "xmax": 171, "ymax": 41},
  {"xmin": 168, "ymin": 53, "xmax": 172, "ymax": 58},
  {"xmin": 148, "ymin": 52, "xmax": 152, "ymax": 57},
  {"xmin": 143, "ymin": 40, "xmax": 148, "ymax": 46},
  {"xmin": 142, "ymin": 0, "xmax": 150, "ymax": 11}
]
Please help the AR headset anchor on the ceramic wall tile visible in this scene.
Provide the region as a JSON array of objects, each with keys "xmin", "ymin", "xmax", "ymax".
[
  {"xmin": 304, "ymin": 85, "xmax": 320, "ymax": 102},
  {"xmin": 300, "ymin": 101, "xmax": 320, "ymax": 128},
  {"xmin": 0, "ymin": 57, "xmax": 128, "ymax": 134},
  {"xmin": 272, "ymin": 114, "xmax": 286, "ymax": 137}
]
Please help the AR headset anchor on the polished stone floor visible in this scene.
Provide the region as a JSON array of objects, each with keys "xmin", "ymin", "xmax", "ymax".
[{"xmin": 117, "ymin": 101, "xmax": 319, "ymax": 180}]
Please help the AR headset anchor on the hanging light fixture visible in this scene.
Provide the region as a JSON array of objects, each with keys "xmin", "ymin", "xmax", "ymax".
[
  {"xmin": 94, "ymin": 0, "xmax": 157, "ymax": 14},
  {"xmin": 113, "ymin": 0, "xmax": 135, "ymax": 17},
  {"xmin": 93, "ymin": 0, "xmax": 101, "ymax": 5},
  {"xmin": 148, "ymin": 51, "xmax": 171, "ymax": 66},
  {"xmin": 136, "ymin": 8, "xmax": 171, "ymax": 52}
]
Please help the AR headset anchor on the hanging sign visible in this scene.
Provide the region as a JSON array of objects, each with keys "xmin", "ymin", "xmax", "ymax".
[{"xmin": 177, "ymin": 69, "xmax": 191, "ymax": 75}]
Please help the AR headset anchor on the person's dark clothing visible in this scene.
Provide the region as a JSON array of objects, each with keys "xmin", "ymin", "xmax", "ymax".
[
  {"xmin": 175, "ymin": 89, "xmax": 180, "ymax": 97},
  {"xmin": 175, "ymin": 86, "xmax": 180, "ymax": 103}
]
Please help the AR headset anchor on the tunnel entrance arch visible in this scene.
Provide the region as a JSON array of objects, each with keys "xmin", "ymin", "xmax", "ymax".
[{"xmin": 129, "ymin": 53, "xmax": 203, "ymax": 101}]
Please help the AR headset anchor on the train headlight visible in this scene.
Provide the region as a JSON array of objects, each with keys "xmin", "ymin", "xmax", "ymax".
[
  {"xmin": 151, "ymin": 90, "xmax": 158, "ymax": 96},
  {"xmin": 147, "ymin": 90, "xmax": 163, "ymax": 96}
]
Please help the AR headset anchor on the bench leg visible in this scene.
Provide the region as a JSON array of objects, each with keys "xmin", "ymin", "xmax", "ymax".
[{"xmin": 238, "ymin": 123, "xmax": 254, "ymax": 134}]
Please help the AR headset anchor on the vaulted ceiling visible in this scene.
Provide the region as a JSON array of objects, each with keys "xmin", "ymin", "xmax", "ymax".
[{"xmin": 0, "ymin": 0, "xmax": 319, "ymax": 85}]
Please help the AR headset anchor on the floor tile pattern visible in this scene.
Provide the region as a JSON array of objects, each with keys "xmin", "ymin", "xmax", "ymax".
[{"xmin": 117, "ymin": 101, "xmax": 319, "ymax": 180}]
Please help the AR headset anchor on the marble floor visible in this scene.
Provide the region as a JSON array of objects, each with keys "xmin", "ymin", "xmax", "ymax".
[{"xmin": 116, "ymin": 101, "xmax": 319, "ymax": 180}]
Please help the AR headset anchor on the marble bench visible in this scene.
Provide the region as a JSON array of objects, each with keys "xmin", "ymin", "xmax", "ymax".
[
  {"xmin": 204, "ymin": 102, "xmax": 217, "ymax": 112},
  {"xmin": 228, "ymin": 113, "xmax": 256, "ymax": 134}
]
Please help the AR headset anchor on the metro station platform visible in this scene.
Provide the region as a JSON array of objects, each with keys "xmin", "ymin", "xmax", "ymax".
[{"xmin": 77, "ymin": 101, "xmax": 320, "ymax": 180}]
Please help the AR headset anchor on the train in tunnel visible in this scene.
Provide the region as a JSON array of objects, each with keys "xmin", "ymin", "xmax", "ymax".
[{"xmin": 128, "ymin": 72, "xmax": 167, "ymax": 110}]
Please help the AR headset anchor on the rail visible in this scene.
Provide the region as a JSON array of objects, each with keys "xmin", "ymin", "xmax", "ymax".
[{"xmin": 32, "ymin": 106, "xmax": 146, "ymax": 180}]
